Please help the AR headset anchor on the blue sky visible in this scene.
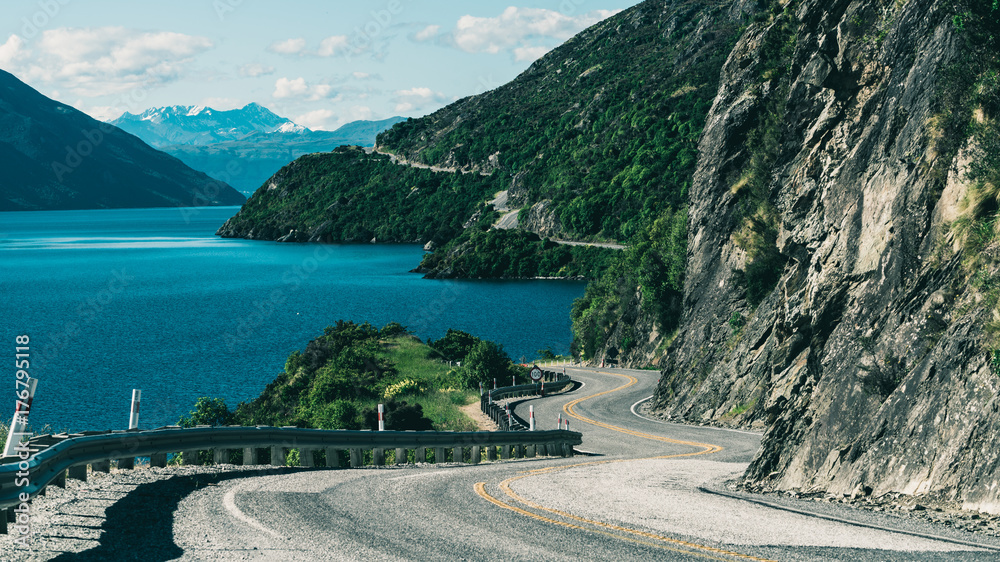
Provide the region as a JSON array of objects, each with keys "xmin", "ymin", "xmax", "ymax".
[{"xmin": 0, "ymin": 0, "xmax": 640, "ymax": 129}]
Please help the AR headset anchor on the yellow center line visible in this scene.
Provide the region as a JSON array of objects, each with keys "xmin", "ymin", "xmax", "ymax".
[
  {"xmin": 474, "ymin": 482, "xmax": 753, "ymax": 561},
  {"xmin": 563, "ymin": 370, "xmax": 722, "ymax": 455},
  {"xmin": 474, "ymin": 369, "xmax": 775, "ymax": 561}
]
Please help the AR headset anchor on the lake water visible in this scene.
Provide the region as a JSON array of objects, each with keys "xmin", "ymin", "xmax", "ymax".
[{"xmin": 0, "ymin": 206, "xmax": 585, "ymax": 432}]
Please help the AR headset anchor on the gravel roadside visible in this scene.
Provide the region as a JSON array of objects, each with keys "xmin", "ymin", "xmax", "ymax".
[{"xmin": 0, "ymin": 463, "xmax": 303, "ymax": 561}]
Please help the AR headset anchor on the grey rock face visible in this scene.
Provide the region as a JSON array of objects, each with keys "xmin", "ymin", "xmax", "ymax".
[{"xmin": 652, "ymin": 0, "xmax": 1000, "ymax": 511}]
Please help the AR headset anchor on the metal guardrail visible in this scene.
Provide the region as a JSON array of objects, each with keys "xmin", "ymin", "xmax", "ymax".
[
  {"xmin": 0, "ymin": 425, "xmax": 582, "ymax": 515},
  {"xmin": 482, "ymin": 368, "xmax": 574, "ymax": 430}
]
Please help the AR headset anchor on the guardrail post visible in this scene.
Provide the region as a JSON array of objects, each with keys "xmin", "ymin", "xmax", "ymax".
[
  {"xmin": 6, "ymin": 505, "xmax": 15, "ymax": 523},
  {"xmin": 0, "ymin": 509, "xmax": 6, "ymax": 535},
  {"xmin": 243, "ymin": 447, "xmax": 258, "ymax": 466},
  {"xmin": 434, "ymin": 447, "xmax": 446, "ymax": 464},
  {"xmin": 537, "ymin": 443, "xmax": 548, "ymax": 456},
  {"xmin": 562, "ymin": 443, "xmax": 572, "ymax": 457},
  {"xmin": 487, "ymin": 446, "xmax": 497, "ymax": 461},
  {"xmin": 526, "ymin": 444, "xmax": 536, "ymax": 458},
  {"xmin": 453, "ymin": 446, "xmax": 464, "ymax": 463},
  {"xmin": 514, "ymin": 444, "xmax": 525, "ymax": 459},
  {"xmin": 415, "ymin": 447, "xmax": 426, "ymax": 463},
  {"xmin": 92, "ymin": 460, "xmax": 110, "ymax": 473},
  {"xmin": 324, "ymin": 447, "xmax": 340, "ymax": 468},
  {"xmin": 471, "ymin": 445, "xmax": 481, "ymax": 464},
  {"xmin": 68, "ymin": 464, "xmax": 87, "ymax": 482},
  {"xmin": 53, "ymin": 469, "xmax": 67, "ymax": 488},
  {"xmin": 271, "ymin": 446, "xmax": 284, "ymax": 467},
  {"xmin": 373, "ymin": 448, "xmax": 385, "ymax": 466},
  {"xmin": 395, "ymin": 447, "xmax": 407, "ymax": 465},
  {"xmin": 181, "ymin": 450, "xmax": 199, "ymax": 466},
  {"xmin": 300, "ymin": 449, "xmax": 315, "ymax": 467},
  {"xmin": 150, "ymin": 453, "xmax": 168, "ymax": 468},
  {"xmin": 500, "ymin": 445, "xmax": 511, "ymax": 460},
  {"xmin": 213, "ymin": 448, "xmax": 228, "ymax": 465},
  {"xmin": 118, "ymin": 457, "xmax": 134, "ymax": 470},
  {"xmin": 349, "ymin": 448, "xmax": 362, "ymax": 468}
]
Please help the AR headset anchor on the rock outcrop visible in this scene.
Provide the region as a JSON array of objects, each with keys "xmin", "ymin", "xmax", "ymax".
[{"xmin": 651, "ymin": 0, "xmax": 1000, "ymax": 512}]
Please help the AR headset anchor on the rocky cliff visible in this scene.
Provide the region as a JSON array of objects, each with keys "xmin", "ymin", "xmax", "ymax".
[{"xmin": 650, "ymin": 0, "xmax": 1000, "ymax": 512}]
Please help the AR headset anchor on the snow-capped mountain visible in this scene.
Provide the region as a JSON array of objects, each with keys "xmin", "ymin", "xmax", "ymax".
[
  {"xmin": 110, "ymin": 102, "xmax": 306, "ymax": 147},
  {"xmin": 107, "ymin": 103, "xmax": 405, "ymax": 194}
]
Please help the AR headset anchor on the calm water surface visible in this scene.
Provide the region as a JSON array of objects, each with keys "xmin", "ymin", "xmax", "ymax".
[{"xmin": 0, "ymin": 207, "xmax": 584, "ymax": 431}]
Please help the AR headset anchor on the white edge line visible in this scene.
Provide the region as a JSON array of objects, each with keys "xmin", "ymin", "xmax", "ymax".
[
  {"xmin": 630, "ymin": 395, "xmax": 764, "ymax": 437},
  {"xmin": 223, "ymin": 487, "xmax": 284, "ymax": 539}
]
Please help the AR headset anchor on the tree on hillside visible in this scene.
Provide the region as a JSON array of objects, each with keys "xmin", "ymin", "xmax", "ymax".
[
  {"xmin": 429, "ymin": 329, "xmax": 481, "ymax": 362},
  {"xmin": 461, "ymin": 340, "xmax": 515, "ymax": 389}
]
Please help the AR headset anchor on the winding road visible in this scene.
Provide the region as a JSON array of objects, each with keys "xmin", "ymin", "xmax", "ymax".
[{"xmin": 96, "ymin": 368, "xmax": 1000, "ymax": 559}]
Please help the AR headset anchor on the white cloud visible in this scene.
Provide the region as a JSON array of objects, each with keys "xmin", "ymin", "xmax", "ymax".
[
  {"xmin": 294, "ymin": 109, "xmax": 336, "ymax": 130},
  {"xmin": 413, "ymin": 25, "xmax": 440, "ymax": 42},
  {"xmin": 9, "ymin": 27, "xmax": 213, "ymax": 97},
  {"xmin": 514, "ymin": 45, "xmax": 551, "ymax": 62},
  {"xmin": 352, "ymin": 71, "xmax": 375, "ymax": 80},
  {"xmin": 392, "ymin": 86, "xmax": 450, "ymax": 113},
  {"xmin": 273, "ymin": 77, "xmax": 309, "ymax": 98},
  {"xmin": 239, "ymin": 63, "xmax": 274, "ymax": 77},
  {"xmin": 318, "ymin": 35, "xmax": 349, "ymax": 57},
  {"xmin": 448, "ymin": 7, "xmax": 620, "ymax": 57},
  {"xmin": 348, "ymin": 105, "xmax": 374, "ymax": 121},
  {"xmin": 0, "ymin": 34, "xmax": 27, "ymax": 66},
  {"xmin": 273, "ymin": 77, "xmax": 335, "ymax": 101},
  {"xmin": 268, "ymin": 38, "xmax": 306, "ymax": 55}
]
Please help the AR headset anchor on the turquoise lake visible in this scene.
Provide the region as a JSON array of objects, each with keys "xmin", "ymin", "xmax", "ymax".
[{"xmin": 0, "ymin": 206, "xmax": 585, "ymax": 431}]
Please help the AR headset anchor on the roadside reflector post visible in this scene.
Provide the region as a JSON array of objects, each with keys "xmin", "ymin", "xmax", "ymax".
[
  {"xmin": 529, "ymin": 405, "xmax": 535, "ymax": 431},
  {"xmin": 3, "ymin": 377, "xmax": 37, "ymax": 458},
  {"xmin": 377, "ymin": 403, "xmax": 385, "ymax": 431},
  {"xmin": 512, "ymin": 375, "xmax": 515, "ymax": 387},
  {"xmin": 493, "ymin": 378, "xmax": 497, "ymax": 390},
  {"xmin": 557, "ymin": 413, "xmax": 562, "ymax": 430},
  {"xmin": 128, "ymin": 389, "xmax": 141, "ymax": 430}
]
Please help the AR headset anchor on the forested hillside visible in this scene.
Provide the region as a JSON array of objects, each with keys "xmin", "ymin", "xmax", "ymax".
[{"xmin": 219, "ymin": 0, "xmax": 750, "ymax": 364}]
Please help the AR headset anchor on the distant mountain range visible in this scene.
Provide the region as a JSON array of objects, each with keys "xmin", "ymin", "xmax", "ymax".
[
  {"xmin": 0, "ymin": 69, "xmax": 244, "ymax": 212},
  {"xmin": 110, "ymin": 105, "xmax": 405, "ymax": 194}
]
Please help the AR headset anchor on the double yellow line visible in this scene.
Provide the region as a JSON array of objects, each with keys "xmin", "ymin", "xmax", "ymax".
[
  {"xmin": 563, "ymin": 371, "xmax": 722, "ymax": 455},
  {"xmin": 475, "ymin": 369, "xmax": 773, "ymax": 561}
]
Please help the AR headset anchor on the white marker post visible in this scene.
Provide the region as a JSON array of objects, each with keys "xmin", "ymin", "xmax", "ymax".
[
  {"xmin": 506, "ymin": 405, "xmax": 512, "ymax": 428},
  {"xmin": 564, "ymin": 419, "xmax": 570, "ymax": 431},
  {"xmin": 529, "ymin": 405, "xmax": 535, "ymax": 431},
  {"xmin": 128, "ymin": 389, "xmax": 141, "ymax": 430},
  {"xmin": 3, "ymin": 377, "xmax": 37, "ymax": 458},
  {"xmin": 511, "ymin": 375, "xmax": 515, "ymax": 387},
  {"xmin": 557, "ymin": 413, "xmax": 562, "ymax": 430},
  {"xmin": 377, "ymin": 403, "xmax": 385, "ymax": 431}
]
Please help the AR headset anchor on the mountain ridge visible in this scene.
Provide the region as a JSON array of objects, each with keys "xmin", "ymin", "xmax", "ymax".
[
  {"xmin": 111, "ymin": 105, "xmax": 404, "ymax": 193},
  {"xmin": 0, "ymin": 69, "xmax": 244, "ymax": 211}
]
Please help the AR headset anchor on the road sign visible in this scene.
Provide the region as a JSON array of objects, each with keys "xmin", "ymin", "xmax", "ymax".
[{"xmin": 530, "ymin": 365, "xmax": 542, "ymax": 381}]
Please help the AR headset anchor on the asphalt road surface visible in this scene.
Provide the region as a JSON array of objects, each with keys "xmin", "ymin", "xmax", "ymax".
[{"xmin": 159, "ymin": 366, "xmax": 1000, "ymax": 560}]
